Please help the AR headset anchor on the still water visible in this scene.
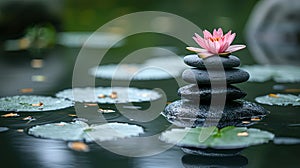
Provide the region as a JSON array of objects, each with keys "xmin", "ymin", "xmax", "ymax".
[{"xmin": 0, "ymin": 46, "xmax": 300, "ymax": 168}]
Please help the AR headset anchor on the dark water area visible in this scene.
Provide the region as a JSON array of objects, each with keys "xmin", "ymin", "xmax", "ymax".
[{"xmin": 1, "ymin": 0, "xmax": 300, "ymax": 167}]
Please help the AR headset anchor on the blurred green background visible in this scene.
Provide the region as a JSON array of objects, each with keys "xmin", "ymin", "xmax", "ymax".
[{"xmin": 0, "ymin": 0, "xmax": 260, "ymax": 64}]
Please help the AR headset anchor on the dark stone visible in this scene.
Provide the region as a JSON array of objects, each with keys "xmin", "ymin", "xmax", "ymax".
[
  {"xmin": 162, "ymin": 100, "xmax": 269, "ymax": 128},
  {"xmin": 178, "ymin": 84, "xmax": 246, "ymax": 101},
  {"xmin": 184, "ymin": 54, "xmax": 241, "ymax": 69},
  {"xmin": 182, "ymin": 68, "xmax": 250, "ymax": 84}
]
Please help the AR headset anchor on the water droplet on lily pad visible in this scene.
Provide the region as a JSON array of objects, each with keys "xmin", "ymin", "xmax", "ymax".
[
  {"xmin": 28, "ymin": 121, "xmax": 144, "ymax": 142},
  {"xmin": 255, "ymin": 94, "xmax": 300, "ymax": 106},
  {"xmin": 55, "ymin": 87, "xmax": 161, "ymax": 103},
  {"xmin": 160, "ymin": 126, "xmax": 274, "ymax": 156},
  {"xmin": 0, "ymin": 95, "xmax": 74, "ymax": 112},
  {"xmin": 241, "ymin": 65, "xmax": 300, "ymax": 83}
]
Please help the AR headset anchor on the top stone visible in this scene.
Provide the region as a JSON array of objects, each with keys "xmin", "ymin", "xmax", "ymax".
[{"xmin": 184, "ymin": 54, "xmax": 240, "ymax": 69}]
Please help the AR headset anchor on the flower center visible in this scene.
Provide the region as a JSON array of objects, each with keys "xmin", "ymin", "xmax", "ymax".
[{"xmin": 209, "ymin": 37, "xmax": 221, "ymax": 42}]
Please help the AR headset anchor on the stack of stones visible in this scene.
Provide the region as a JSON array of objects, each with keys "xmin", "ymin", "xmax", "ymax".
[{"xmin": 163, "ymin": 54, "xmax": 269, "ymax": 128}]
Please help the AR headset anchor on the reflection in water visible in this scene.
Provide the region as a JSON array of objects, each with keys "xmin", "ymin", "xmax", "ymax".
[
  {"xmin": 5, "ymin": 132, "xmax": 91, "ymax": 168},
  {"xmin": 132, "ymin": 148, "xmax": 184, "ymax": 168},
  {"xmin": 182, "ymin": 154, "xmax": 248, "ymax": 168},
  {"xmin": 0, "ymin": 48, "xmax": 72, "ymax": 97}
]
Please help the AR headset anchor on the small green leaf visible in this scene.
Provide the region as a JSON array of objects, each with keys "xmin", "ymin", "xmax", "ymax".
[{"xmin": 83, "ymin": 128, "xmax": 94, "ymax": 132}]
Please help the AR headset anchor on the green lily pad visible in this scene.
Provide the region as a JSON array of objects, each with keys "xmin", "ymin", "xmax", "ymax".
[
  {"xmin": 28, "ymin": 121, "xmax": 144, "ymax": 142},
  {"xmin": 241, "ymin": 65, "xmax": 300, "ymax": 83},
  {"xmin": 0, "ymin": 95, "xmax": 74, "ymax": 112},
  {"xmin": 160, "ymin": 126, "xmax": 274, "ymax": 149},
  {"xmin": 255, "ymin": 94, "xmax": 300, "ymax": 106},
  {"xmin": 55, "ymin": 87, "xmax": 161, "ymax": 103}
]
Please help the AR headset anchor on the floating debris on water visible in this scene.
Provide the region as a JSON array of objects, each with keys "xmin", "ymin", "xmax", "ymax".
[
  {"xmin": 97, "ymin": 94, "xmax": 106, "ymax": 98},
  {"xmin": 22, "ymin": 116, "xmax": 36, "ymax": 121},
  {"xmin": 68, "ymin": 114, "xmax": 77, "ymax": 117},
  {"xmin": 251, "ymin": 117, "xmax": 261, "ymax": 121},
  {"xmin": 242, "ymin": 121, "xmax": 251, "ymax": 124},
  {"xmin": 22, "ymin": 116, "xmax": 36, "ymax": 123},
  {"xmin": 31, "ymin": 59, "xmax": 43, "ymax": 68},
  {"xmin": 19, "ymin": 88, "xmax": 34, "ymax": 93},
  {"xmin": 16, "ymin": 129, "xmax": 24, "ymax": 133},
  {"xmin": 68, "ymin": 142, "xmax": 90, "ymax": 152},
  {"xmin": 1, "ymin": 113, "xmax": 20, "ymax": 118},
  {"xmin": 109, "ymin": 92, "xmax": 118, "ymax": 99},
  {"xmin": 31, "ymin": 102, "xmax": 44, "ymax": 107},
  {"xmin": 268, "ymin": 94, "xmax": 279, "ymax": 98},
  {"xmin": 98, "ymin": 108, "xmax": 115, "ymax": 113}
]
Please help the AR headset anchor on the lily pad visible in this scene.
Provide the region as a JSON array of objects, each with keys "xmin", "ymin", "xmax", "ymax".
[
  {"xmin": 160, "ymin": 126, "xmax": 274, "ymax": 149},
  {"xmin": 255, "ymin": 94, "xmax": 300, "ymax": 106},
  {"xmin": 0, "ymin": 127, "xmax": 9, "ymax": 132},
  {"xmin": 89, "ymin": 56, "xmax": 188, "ymax": 80},
  {"xmin": 28, "ymin": 121, "xmax": 144, "ymax": 142},
  {"xmin": 55, "ymin": 87, "xmax": 161, "ymax": 103},
  {"xmin": 0, "ymin": 95, "xmax": 74, "ymax": 112},
  {"xmin": 273, "ymin": 137, "xmax": 300, "ymax": 145},
  {"xmin": 241, "ymin": 65, "xmax": 300, "ymax": 83}
]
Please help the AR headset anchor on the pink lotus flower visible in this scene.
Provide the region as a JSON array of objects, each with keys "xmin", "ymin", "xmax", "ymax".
[{"xmin": 186, "ymin": 28, "xmax": 246, "ymax": 58}]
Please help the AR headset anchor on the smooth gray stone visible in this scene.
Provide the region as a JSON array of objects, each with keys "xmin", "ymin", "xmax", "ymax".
[
  {"xmin": 162, "ymin": 100, "xmax": 269, "ymax": 128},
  {"xmin": 184, "ymin": 54, "xmax": 240, "ymax": 69},
  {"xmin": 182, "ymin": 68, "xmax": 250, "ymax": 84},
  {"xmin": 178, "ymin": 84, "xmax": 246, "ymax": 101}
]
